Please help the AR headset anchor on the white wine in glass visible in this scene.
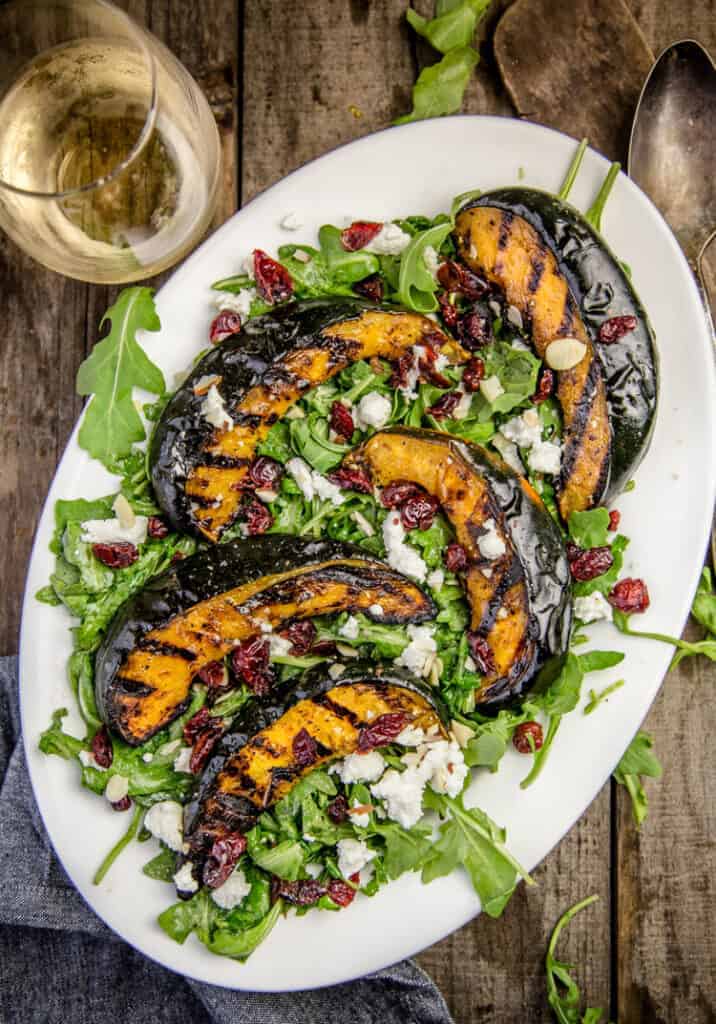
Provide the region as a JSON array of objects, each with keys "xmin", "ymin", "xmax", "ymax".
[{"xmin": 0, "ymin": 0, "xmax": 221, "ymax": 283}]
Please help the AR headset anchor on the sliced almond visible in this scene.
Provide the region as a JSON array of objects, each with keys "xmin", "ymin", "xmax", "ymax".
[
  {"xmin": 544, "ymin": 337, "xmax": 587, "ymax": 371},
  {"xmin": 193, "ymin": 373, "xmax": 222, "ymax": 396},
  {"xmin": 336, "ymin": 642, "xmax": 360, "ymax": 658},
  {"xmin": 450, "ymin": 719, "xmax": 475, "ymax": 749},
  {"xmin": 104, "ymin": 774, "xmax": 129, "ymax": 803},
  {"xmin": 293, "ymin": 249, "xmax": 311, "ymax": 263},
  {"xmin": 255, "ymin": 488, "xmax": 278, "ymax": 503},
  {"xmin": 112, "ymin": 493, "xmax": 136, "ymax": 530},
  {"xmin": 285, "ymin": 405, "xmax": 305, "ymax": 420},
  {"xmin": 429, "ymin": 656, "xmax": 443, "ymax": 687},
  {"xmin": 351, "ymin": 510, "xmax": 374, "ymax": 537}
]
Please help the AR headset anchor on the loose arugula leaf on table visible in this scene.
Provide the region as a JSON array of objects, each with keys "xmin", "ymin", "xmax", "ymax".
[
  {"xmin": 394, "ymin": 46, "xmax": 479, "ymax": 126},
  {"xmin": 692, "ymin": 567, "xmax": 716, "ymax": 635},
  {"xmin": 613, "ymin": 731, "xmax": 662, "ymax": 827},
  {"xmin": 546, "ymin": 895, "xmax": 612, "ymax": 1024},
  {"xmin": 406, "ymin": 0, "xmax": 491, "ymax": 54},
  {"xmin": 76, "ymin": 288, "xmax": 164, "ymax": 469},
  {"xmin": 422, "ymin": 789, "xmax": 533, "ymax": 917}
]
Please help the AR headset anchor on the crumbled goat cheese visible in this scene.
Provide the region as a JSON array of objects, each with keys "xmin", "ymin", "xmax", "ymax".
[
  {"xmin": 418, "ymin": 740, "xmax": 468, "ymax": 798},
  {"xmin": 369, "ymin": 603, "xmax": 384, "ymax": 618},
  {"xmin": 354, "ymin": 391, "xmax": 392, "ymax": 431},
  {"xmin": 104, "ymin": 774, "xmax": 129, "ymax": 804},
  {"xmin": 500, "ymin": 408, "xmax": 542, "ymax": 450},
  {"xmin": 348, "ymin": 802, "xmax": 371, "ymax": 828},
  {"xmin": 422, "ymin": 245, "xmax": 441, "ymax": 279},
  {"xmin": 511, "ymin": 339, "xmax": 530, "ymax": 351},
  {"xmin": 305, "ymin": 862, "xmax": 323, "ymax": 879},
  {"xmin": 396, "ymin": 725, "xmax": 425, "ymax": 747},
  {"xmin": 173, "ymin": 747, "xmax": 193, "ymax": 774},
  {"xmin": 426, "ymin": 568, "xmax": 445, "ymax": 592},
  {"xmin": 328, "ymin": 663, "xmax": 347, "ymax": 680},
  {"xmin": 398, "ymin": 349, "xmax": 422, "ymax": 400},
  {"xmin": 201, "ymin": 384, "xmax": 234, "ymax": 431},
  {"xmin": 211, "ymin": 868, "xmax": 252, "ymax": 910},
  {"xmin": 366, "ymin": 222, "xmax": 412, "ymax": 255},
  {"xmin": 287, "ymin": 458, "xmax": 345, "ymax": 505},
  {"xmin": 497, "ymin": 607, "xmax": 509, "ymax": 620},
  {"xmin": 573, "ymin": 591, "xmax": 613, "ymax": 624},
  {"xmin": 492, "ymin": 433, "xmax": 524, "ymax": 474},
  {"xmin": 81, "ymin": 516, "xmax": 148, "ymax": 547},
  {"xmin": 478, "ymin": 518, "xmax": 506, "ymax": 560},
  {"xmin": 339, "ymin": 615, "xmax": 360, "ymax": 641},
  {"xmin": 333, "ymin": 750, "xmax": 386, "ymax": 784},
  {"xmin": 464, "ymin": 654, "xmax": 477, "ymax": 673},
  {"xmin": 312, "ymin": 472, "xmax": 345, "ymax": 506},
  {"xmin": 279, "ymin": 211, "xmax": 303, "ymax": 231},
  {"xmin": 157, "ymin": 739, "xmax": 181, "ymax": 756},
  {"xmin": 528, "ymin": 440, "xmax": 562, "ymax": 476},
  {"xmin": 145, "ymin": 800, "xmax": 185, "ymax": 852},
  {"xmin": 213, "ymin": 287, "xmax": 256, "ymax": 317},
  {"xmin": 450, "ymin": 719, "xmax": 475, "ymax": 749},
  {"xmin": 112, "ymin": 493, "xmax": 135, "ymax": 529},
  {"xmin": 337, "ymin": 838, "xmax": 376, "ymax": 878},
  {"xmin": 142, "ymin": 752, "xmax": 154, "ymax": 763},
  {"xmin": 451, "ymin": 387, "xmax": 474, "ymax": 421},
  {"xmin": 351, "ymin": 510, "xmax": 374, "ymax": 537},
  {"xmin": 371, "ymin": 767, "xmax": 426, "ymax": 828},
  {"xmin": 173, "ymin": 862, "xmax": 198, "ymax": 893},
  {"xmin": 480, "ymin": 375, "xmax": 505, "ymax": 403},
  {"xmin": 488, "ymin": 299, "xmax": 502, "ymax": 318},
  {"xmin": 395, "ymin": 624, "xmax": 437, "ymax": 677},
  {"xmin": 268, "ymin": 633, "xmax": 293, "ymax": 657},
  {"xmin": 382, "ymin": 514, "xmax": 428, "ymax": 582},
  {"xmin": 79, "ymin": 750, "xmax": 106, "ymax": 771}
]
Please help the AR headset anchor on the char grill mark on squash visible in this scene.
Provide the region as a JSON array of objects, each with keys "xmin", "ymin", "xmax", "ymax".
[
  {"xmin": 103, "ymin": 559, "xmax": 434, "ymax": 745},
  {"xmin": 185, "ymin": 677, "xmax": 447, "ymax": 860},
  {"xmin": 454, "ymin": 204, "xmax": 612, "ymax": 519},
  {"xmin": 180, "ymin": 308, "xmax": 453, "ymax": 541}
]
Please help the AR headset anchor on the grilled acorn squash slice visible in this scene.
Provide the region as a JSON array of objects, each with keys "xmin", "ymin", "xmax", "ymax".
[
  {"xmin": 342, "ymin": 427, "xmax": 571, "ymax": 707},
  {"xmin": 183, "ymin": 662, "xmax": 449, "ymax": 864},
  {"xmin": 454, "ymin": 194, "xmax": 613, "ymax": 519},
  {"xmin": 94, "ymin": 537, "xmax": 435, "ymax": 745},
  {"xmin": 149, "ymin": 298, "xmax": 460, "ymax": 542}
]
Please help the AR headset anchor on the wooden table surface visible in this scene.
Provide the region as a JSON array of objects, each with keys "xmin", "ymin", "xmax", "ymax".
[{"xmin": 1, "ymin": 2, "xmax": 714, "ymax": 1020}]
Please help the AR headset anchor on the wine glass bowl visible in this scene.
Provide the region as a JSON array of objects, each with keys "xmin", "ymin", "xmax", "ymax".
[{"xmin": 0, "ymin": 0, "xmax": 221, "ymax": 283}]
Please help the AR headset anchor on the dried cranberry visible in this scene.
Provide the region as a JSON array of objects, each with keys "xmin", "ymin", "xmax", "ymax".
[
  {"xmin": 248, "ymin": 456, "xmax": 284, "ymax": 491},
  {"xmin": 437, "ymin": 260, "xmax": 489, "ymax": 300},
  {"xmin": 194, "ymin": 660, "xmax": 229, "ymax": 702},
  {"xmin": 189, "ymin": 720, "xmax": 224, "ymax": 774},
  {"xmin": 340, "ymin": 220, "xmax": 383, "ymax": 252},
  {"xmin": 400, "ymin": 494, "xmax": 439, "ymax": 531},
  {"xmin": 281, "ymin": 620, "xmax": 317, "ymax": 655},
  {"xmin": 253, "ymin": 248, "xmax": 294, "ymax": 304},
  {"xmin": 242, "ymin": 495, "xmax": 273, "ymax": 535},
  {"xmin": 417, "ymin": 345, "xmax": 450, "ymax": 388},
  {"xmin": 353, "ymin": 273, "xmax": 384, "ymax": 302},
  {"xmin": 203, "ymin": 833, "xmax": 247, "ymax": 888},
  {"xmin": 209, "ymin": 310, "xmax": 242, "ymax": 344},
  {"xmin": 183, "ymin": 707, "xmax": 212, "ymax": 745},
  {"xmin": 327, "ymin": 878, "xmax": 358, "ymax": 907},
  {"xmin": 111, "ymin": 795, "xmax": 132, "ymax": 812},
  {"xmin": 275, "ymin": 878, "xmax": 327, "ymax": 906},
  {"xmin": 327, "ymin": 794, "xmax": 349, "ymax": 823},
  {"xmin": 462, "ymin": 358, "xmax": 485, "ymax": 392},
  {"xmin": 380, "ymin": 480, "xmax": 425, "ymax": 509},
  {"xmin": 568, "ymin": 546, "xmax": 614, "ymax": 581},
  {"xmin": 427, "ymin": 391, "xmax": 461, "ymax": 420},
  {"xmin": 457, "ymin": 304, "xmax": 493, "ymax": 350},
  {"xmin": 231, "ymin": 636, "xmax": 273, "ymax": 695},
  {"xmin": 357, "ymin": 712, "xmax": 411, "ymax": 752},
  {"xmin": 308, "ymin": 639, "xmax": 339, "ymax": 657},
  {"xmin": 444, "ymin": 542, "xmax": 468, "ymax": 572},
  {"xmin": 531, "ymin": 368, "xmax": 555, "ymax": 404},
  {"xmin": 513, "ymin": 721, "xmax": 544, "ymax": 754},
  {"xmin": 171, "ymin": 552, "xmax": 184, "ymax": 564},
  {"xmin": 147, "ymin": 516, "xmax": 169, "ymax": 539},
  {"xmin": 389, "ymin": 352, "xmax": 414, "ymax": 390},
  {"xmin": 92, "ymin": 542, "xmax": 138, "ymax": 569},
  {"xmin": 608, "ymin": 509, "xmax": 621, "ymax": 532},
  {"xmin": 90, "ymin": 725, "xmax": 113, "ymax": 769},
  {"xmin": 330, "ymin": 401, "xmax": 355, "ymax": 441},
  {"xmin": 328, "ymin": 466, "xmax": 373, "ymax": 494},
  {"xmin": 608, "ymin": 577, "xmax": 650, "ymax": 614},
  {"xmin": 598, "ymin": 315, "xmax": 638, "ymax": 344},
  {"xmin": 437, "ymin": 290, "xmax": 459, "ymax": 328},
  {"xmin": 467, "ymin": 633, "xmax": 496, "ymax": 675},
  {"xmin": 292, "ymin": 728, "xmax": 319, "ymax": 768}
]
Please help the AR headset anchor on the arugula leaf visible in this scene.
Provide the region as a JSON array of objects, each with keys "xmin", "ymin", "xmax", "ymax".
[
  {"xmin": 370, "ymin": 821, "xmax": 433, "ymax": 879},
  {"xmin": 572, "ymin": 536, "xmax": 628, "ymax": 599},
  {"xmin": 49, "ymin": 496, "xmax": 115, "ymax": 555},
  {"xmin": 583, "ymin": 680, "xmax": 624, "ymax": 715},
  {"xmin": 613, "ymin": 731, "xmax": 662, "ymax": 827},
  {"xmin": 576, "ymin": 650, "xmax": 624, "ymax": 674},
  {"xmin": 520, "ymin": 654, "xmax": 584, "ymax": 789},
  {"xmin": 394, "ymin": 46, "xmax": 479, "ymax": 126},
  {"xmin": 567, "ymin": 508, "xmax": 611, "ymax": 549},
  {"xmin": 76, "ymin": 288, "xmax": 164, "ymax": 468},
  {"xmin": 245, "ymin": 831, "xmax": 306, "ymax": 880},
  {"xmin": 546, "ymin": 894, "xmax": 612, "ymax": 1024},
  {"xmin": 484, "ymin": 342, "xmax": 541, "ymax": 415},
  {"xmin": 142, "ymin": 845, "xmax": 177, "ymax": 882},
  {"xmin": 206, "ymin": 902, "xmax": 282, "ymax": 960},
  {"xmin": 612, "ymin": 609, "xmax": 716, "ymax": 668},
  {"xmin": 93, "ymin": 804, "xmax": 144, "ymax": 885},
  {"xmin": 585, "ymin": 162, "xmax": 621, "ymax": 234},
  {"xmin": 422, "ymin": 790, "xmax": 533, "ymax": 917},
  {"xmin": 397, "ymin": 221, "xmax": 453, "ymax": 312},
  {"xmin": 38, "ymin": 709, "xmax": 87, "ymax": 760},
  {"xmin": 692, "ymin": 567, "xmax": 716, "ymax": 635},
  {"xmin": 406, "ymin": 0, "xmax": 490, "ymax": 54},
  {"xmin": 463, "ymin": 708, "xmax": 529, "ymax": 771}
]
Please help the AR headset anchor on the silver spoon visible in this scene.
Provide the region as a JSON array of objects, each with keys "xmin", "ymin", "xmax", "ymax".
[{"xmin": 628, "ymin": 39, "xmax": 716, "ymax": 569}]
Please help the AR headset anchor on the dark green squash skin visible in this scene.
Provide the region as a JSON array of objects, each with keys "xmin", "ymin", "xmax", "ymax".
[
  {"xmin": 459, "ymin": 189, "xmax": 658, "ymax": 497},
  {"xmin": 94, "ymin": 536, "xmax": 403, "ymax": 732},
  {"xmin": 182, "ymin": 662, "xmax": 449, "ymax": 863},
  {"xmin": 149, "ymin": 298, "xmax": 392, "ymax": 536}
]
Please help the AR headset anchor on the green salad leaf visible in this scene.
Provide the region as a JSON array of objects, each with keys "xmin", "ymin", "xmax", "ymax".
[
  {"xmin": 546, "ymin": 894, "xmax": 612, "ymax": 1024},
  {"xmin": 76, "ymin": 288, "xmax": 164, "ymax": 469},
  {"xmin": 397, "ymin": 221, "xmax": 453, "ymax": 312},
  {"xmin": 567, "ymin": 508, "xmax": 611, "ymax": 549},
  {"xmin": 394, "ymin": 46, "xmax": 479, "ymax": 126},
  {"xmin": 692, "ymin": 567, "xmax": 716, "ymax": 635},
  {"xmin": 612, "ymin": 609, "xmax": 716, "ymax": 668},
  {"xmin": 613, "ymin": 731, "xmax": 662, "ymax": 827},
  {"xmin": 406, "ymin": 0, "xmax": 490, "ymax": 56}
]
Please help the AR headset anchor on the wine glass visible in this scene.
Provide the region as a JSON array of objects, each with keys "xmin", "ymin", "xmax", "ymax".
[{"xmin": 0, "ymin": 0, "xmax": 221, "ymax": 283}]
